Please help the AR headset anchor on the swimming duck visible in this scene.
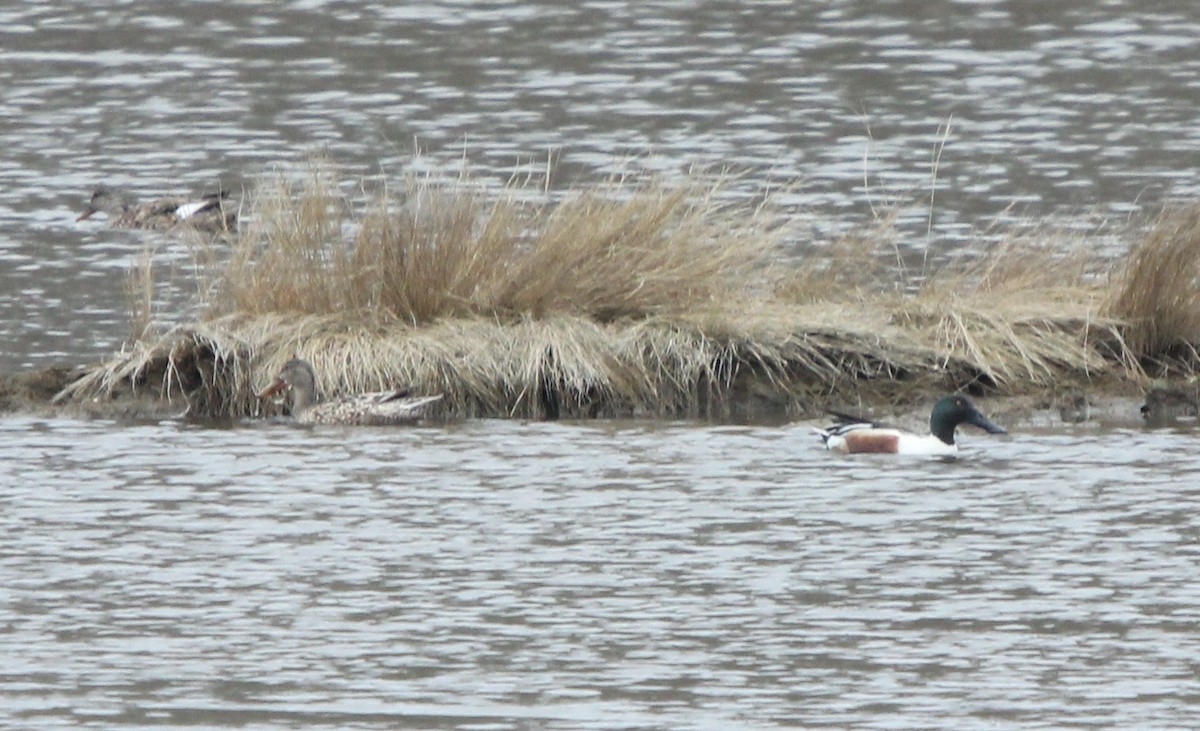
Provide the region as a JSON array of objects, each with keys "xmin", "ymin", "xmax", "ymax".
[
  {"xmin": 1140, "ymin": 385, "xmax": 1199, "ymax": 422},
  {"xmin": 1056, "ymin": 388, "xmax": 1091, "ymax": 424},
  {"xmin": 256, "ymin": 357, "xmax": 442, "ymax": 426},
  {"xmin": 814, "ymin": 395, "xmax": 1006, "ymax": 455},
  {"xmin": 77, "ymin": 185, "xmax": 236, "ymax": 232}
]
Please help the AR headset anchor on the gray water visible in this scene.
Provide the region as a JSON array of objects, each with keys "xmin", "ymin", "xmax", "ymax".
[
  {"xmin": 4, "ymin": 1, "xmax": 1200, "ymax": 728},
  {"xmin": 3, "ymin": 415, "xmax": 1200, "ymax": 729},
  {"xmin": 4, "ymin": 1, "xmax": 1200, "ymax": 370}
]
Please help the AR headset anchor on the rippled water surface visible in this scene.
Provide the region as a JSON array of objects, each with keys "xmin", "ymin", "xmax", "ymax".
[
  {"xmin": 5, "ymin": 3, "xmax": 1200, "ymax": 727},
  {"xmin": 4, "ymin": 1, "xmax": 1200, "ymax": 369},
  {"xmin": 4, "ymin": 415, "xmax": 1200, "ymax": 729}
]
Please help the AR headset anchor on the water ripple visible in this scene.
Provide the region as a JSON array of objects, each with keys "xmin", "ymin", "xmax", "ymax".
[{"xmin": 3, "ymin": 415, "xmax": 1200, "ymax": 727}]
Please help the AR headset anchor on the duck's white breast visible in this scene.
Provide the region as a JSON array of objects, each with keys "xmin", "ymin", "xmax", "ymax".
[{"xmin": 893, "ymin": 432, "xmax": 957, "ymax": 456}]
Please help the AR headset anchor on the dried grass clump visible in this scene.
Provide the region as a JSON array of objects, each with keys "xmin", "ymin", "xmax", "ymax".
[
  {"xmin": 771, "ymin": 212, "xmax": 1133, "ymax": 390},
  {"xmin": 61, "ymin": 161, "xmax": 1196, "ymax": 420},
  {"xmin": 891, "ymin": 298, "xmax": 1127, "ymax": 389},
  {"xmin": 209, "ymin": 166, "xmax": 780, "ymax": 326},
  {"xmin": 893, "ymin": 228, "xmax": 1135, "ymax": 388},
  {"xmin": 1104, "ymin": 204, "xmax": 1200, "ymax": 365},
  {"xmin": 55, "ymin": 314, "xmax": 796, "ymax": 419}
]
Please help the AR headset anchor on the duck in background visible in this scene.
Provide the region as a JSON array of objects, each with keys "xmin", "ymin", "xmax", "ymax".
[
  {"xmin": 1056, "ymin": 388, "xmax": 1092, "ymax": 424},
  {"xmin": 77, "ymin": 185, "xmax": 237, "ymax": 232},
  {"xmin": 1140, "ymin": 383, "xmax": 1200, "ymax": 423},
  {"xmin": 256, "ymin": 357, "xmax": 442, "ymax": 426},
  {"xmin": 815, "ymin": 395, "xmax": 1007, "ymax": 456}
]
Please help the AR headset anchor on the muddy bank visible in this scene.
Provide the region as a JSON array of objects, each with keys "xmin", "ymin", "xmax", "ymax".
[
  {"xmin": 1, "ymin": 364, "xmax": 186, "ymax": 421},
  {"xmin": 0, "ymin": 365, "xmax": 80, "ymax": 415},
  {"xmin": 29, "ymin": 170, "xmax": 1200, "ymax": 428},
  {"xmin": 1, "ymin": 358, "xmax": 1157, "ymax": 428}
]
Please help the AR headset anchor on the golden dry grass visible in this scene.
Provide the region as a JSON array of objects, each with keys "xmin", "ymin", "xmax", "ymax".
[
  {"xmin": 60, "ymin": 164, "xmax": 1200, "ymax": 419},
  {"xmin": 900, "ymin": 227, "xmax": 1130, "ymax": 388},
  {"xmin": 209, "ymin": 165, "xmax": 779, "ymax": 325},
  {"xmin": 1104, "ymin": 204, "xmax": 1200, "ymax": 366},
  {"xmin": 124, "ymin": 247, "xmax": 156, "ymax": 344},
  {"xmin": 772, "ymin": 213, "xmax": 1130, "ymax": 391}
]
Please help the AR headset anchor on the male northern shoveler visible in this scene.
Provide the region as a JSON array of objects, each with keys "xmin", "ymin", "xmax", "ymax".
[
  {"xmin": 256, "ymin": 357, "xmax": 442, "ymax": 426},
  {"xmin": 77, "ymin": 185, "xmax": 236, "ymax": 232},
  {"xmin": 814, "ymin": 395, "xmax": 1006, "ymax": 456}
]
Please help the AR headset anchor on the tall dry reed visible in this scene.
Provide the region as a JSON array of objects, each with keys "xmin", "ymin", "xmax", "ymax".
[
  {"xmin": 1104, "ymin": 204, "xmax": 1200, "ymax": 364},
  {"xmin": 66, "ymin": 162, "xmax": 1193, "ymax": 419},
  {"xmin": 208, "ymin": 166, "xmax": 782, "ymax": 326}
]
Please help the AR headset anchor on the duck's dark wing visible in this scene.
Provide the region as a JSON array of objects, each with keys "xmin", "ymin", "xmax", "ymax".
[
  {"xmin": 144, "ymin": 196, "xmax": 190, "ymax": 216},
  {"xmin": 817, "ymin": 421, "xmax": 879, "ymax": 440},
  {"xmin": 825, "ymin": 408, "xmax": 885, "ymax": 428},
  {"xmin": 377, "ymin": 386, "xmax": 414, "ymax": 403}
]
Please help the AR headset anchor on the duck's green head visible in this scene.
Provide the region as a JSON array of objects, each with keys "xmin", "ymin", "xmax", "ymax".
[{"xmin": 929, "ymin": 395, "xmax": 1006, "ymax": 445}]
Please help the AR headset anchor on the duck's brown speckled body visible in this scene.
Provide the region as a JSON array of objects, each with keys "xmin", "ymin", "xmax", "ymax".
[
  {"xmin": 256, "ymin": 357, "xmax": 441, "ymax": 425},
  {"xmin": 77, "ymin": 185, "xmax": 236, "ymax": 232}
]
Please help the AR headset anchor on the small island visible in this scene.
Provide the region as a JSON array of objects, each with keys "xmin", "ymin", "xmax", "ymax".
[{"xmin": 8, "ymin": 162, "xmax": 1200, "ymax": 424}]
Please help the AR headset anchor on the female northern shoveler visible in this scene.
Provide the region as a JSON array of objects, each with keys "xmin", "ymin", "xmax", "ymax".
[
  {"xmin": 256, "ymin": 357, "xmax": 442, "ymax": 426},
  {"xmin": 77, "ymin": 185, "xmax": 236, "ymax": 232},
  {"xmin": 814, "ymin": 395, "xmax": 1006, "ymax": 456}
]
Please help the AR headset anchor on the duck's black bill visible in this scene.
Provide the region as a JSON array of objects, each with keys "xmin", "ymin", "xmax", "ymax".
[{"xmin": 969, "ymin": 411, "xmax": 1007, "ymax": 434}]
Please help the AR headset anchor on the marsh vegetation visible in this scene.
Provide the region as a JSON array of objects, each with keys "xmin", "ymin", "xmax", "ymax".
[{"xmin": 57, "ymin": 162, "xmax": 1200, "ymax": 420}]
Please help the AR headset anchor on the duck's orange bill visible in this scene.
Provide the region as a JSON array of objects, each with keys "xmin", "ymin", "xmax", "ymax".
[
  {"xmin": 76, "ymin": 208, "xmax": 97, "ymax": 221},
  {"xmin": 256, "ymin": 377, "xmax": 287, "ymax": 399}
]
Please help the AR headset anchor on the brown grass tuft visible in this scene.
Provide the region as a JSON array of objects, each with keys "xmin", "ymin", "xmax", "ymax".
[
  {"xmin": 123, "ymin": 247, "xmax": 157, "ymax": 344},
  {"xmin": 207, "ymin": 165, "xmax": 781, "ymax": 326},
  {"xmin": 61, "ymin": 162, "xmax": 1200, "ymax": 420},
  {"xmin": 1104, "ymin": 204, "xmax": 1200, "ymax": 364}
]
